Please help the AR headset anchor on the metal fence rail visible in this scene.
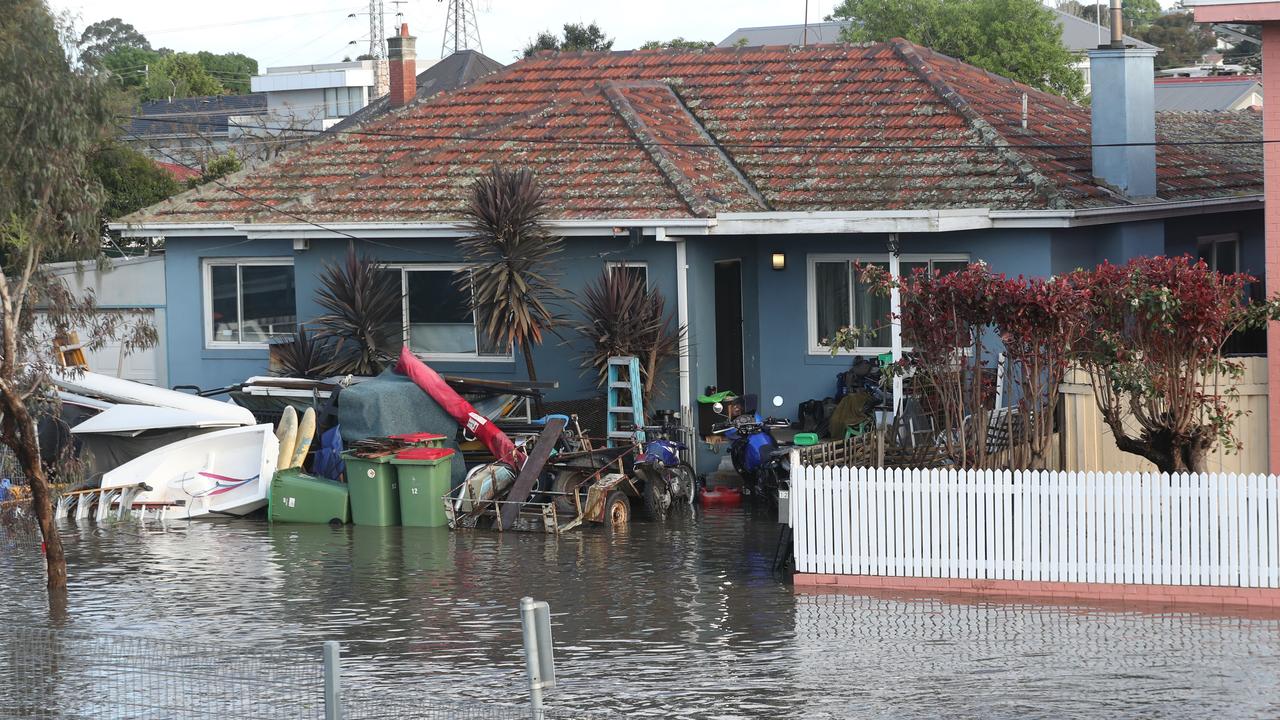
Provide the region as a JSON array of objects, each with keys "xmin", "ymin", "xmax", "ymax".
[{"xmin": 0, "ymin": 624, "xmax": 326, "ymax": 719}]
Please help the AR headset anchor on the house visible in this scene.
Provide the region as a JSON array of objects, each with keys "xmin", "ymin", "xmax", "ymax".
[
  {"xmin": 1185, "ymin": 0, "xmax": 1280, "ymax": 473},
  {"xmin": 328, "ymin": 49, "xmax": 502, "ymax": 133},
  {"xmin": 1155, "ymin": 75, "xmax": 1262, "ymax": 110},
  {"xmin": 716, "ymin": 8, "xmax": 1158, "ymax": 94},
  {"xmin": 229, "ymin": 60, "xmax": 382, "ymax": 141},
  {"xmin": 125, "ymin": 94, "xmax": 267, "ymax": 167},
  {"xmin": 114, "ymin": 29, "xmax": 1262, "ymax": 471}
]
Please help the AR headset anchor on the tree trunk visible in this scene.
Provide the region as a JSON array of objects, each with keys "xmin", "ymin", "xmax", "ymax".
[
  {"xmin": 3, "ymin": 401, "xmax": 68, "ymax": 597},
  {"xmin": 520, "ymin": 341, "xmax": 545, "ymax": 417}
]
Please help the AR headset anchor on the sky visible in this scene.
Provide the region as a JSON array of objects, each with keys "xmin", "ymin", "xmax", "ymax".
[{"xmin": 48, "ymin": 0, "xmax": 848, "ymax": 69}]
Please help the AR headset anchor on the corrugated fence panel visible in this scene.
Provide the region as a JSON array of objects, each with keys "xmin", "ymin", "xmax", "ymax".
[{"xmin": 791, "ymin": 467, "xmax": 1280, "ymax": 588}]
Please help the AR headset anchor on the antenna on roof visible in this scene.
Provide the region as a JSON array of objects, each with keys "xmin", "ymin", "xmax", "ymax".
[
  {"xmin": 439, "ymin": 0, "xmax": 483, "ymax": 57},
  {"xmin": 802, "ymin": 0, "xmax": 810, "ymax": 47}
]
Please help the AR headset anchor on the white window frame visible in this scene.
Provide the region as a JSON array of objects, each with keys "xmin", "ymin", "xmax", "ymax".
[
  {"xmin": 1197, "ymin": 233, "xmax": 1240, "ymax": 274},
  {"xmin": 388, "ymin": 263, "xmax": 514, "ymax": 362},
  {"xmin": 606, "ymin": 261, "xmax": 649, "ymax": 288},
  {"xmin": 806, "ymin": 252, "xmax": 970, "ymax": 356},
  {"xmin": 202, "ymin": 257, "xmax": 295, "ymax": 350}
]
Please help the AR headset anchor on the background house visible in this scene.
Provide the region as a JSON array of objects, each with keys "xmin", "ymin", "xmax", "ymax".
[
  {"xmin": 1155, "ymin": 75, "xmax": 1263, "ymax": 110},
  {"xmin": 716, "ymin": 9, "xmax": 1157, "ymax": 94},
  {"xmin": 116, "ymin": 35, "xmax": 1263, "ymax": 471},
  {"xmin": 126, "ymin": 94, "xmax": 267, "ymax": 167}
]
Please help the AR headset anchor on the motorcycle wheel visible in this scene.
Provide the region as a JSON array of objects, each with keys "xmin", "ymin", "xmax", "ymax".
[
  {"xmin": 670, "ymin": 462, "xmax": 696, "ymax": 503},
  {"xmin": 639, "ymin": 465, "xmax": 673, "ymax": 518}
]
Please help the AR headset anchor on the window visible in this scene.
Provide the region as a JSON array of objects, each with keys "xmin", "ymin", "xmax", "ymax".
[
  {"xmin": 323, "ymin": 87, "xmax": 363, "ymax": 118},
  {"xmin": 606, "ymin": 261, "xmax": 648, "ymax": 288},
  {"xmin": 1198, "ymin": 234, "xmax": 1239, "ymax": 275},
  {"xmin": 204, "ymin": 259, "xmax": 296, "ymax": 347},
  {"xmin": 385, "ymin": 265, "xmax": 511, "ymax": 360},
  {"xmin": 807, "ymin": 253, "xmax": 969, "ymax": 354}
]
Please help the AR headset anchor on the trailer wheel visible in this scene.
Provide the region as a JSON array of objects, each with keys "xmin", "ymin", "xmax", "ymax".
[
  {"xmin": 551, "ymin": 470, "xmax": 587, "ymax": 516},
  {"xmin": 602, "ymin": 490, "xmax": 631, "ymax": 530}
]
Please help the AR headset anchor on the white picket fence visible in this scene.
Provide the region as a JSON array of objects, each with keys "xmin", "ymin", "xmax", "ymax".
[{"xmin": 790, "ymin": 466, "xmax": 1280, "ymax": 588}]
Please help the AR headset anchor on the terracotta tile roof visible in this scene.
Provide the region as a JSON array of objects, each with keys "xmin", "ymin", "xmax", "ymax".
[{"xmin": 125, "ymin": 40, "xmax": 1263, "ymax": 226}]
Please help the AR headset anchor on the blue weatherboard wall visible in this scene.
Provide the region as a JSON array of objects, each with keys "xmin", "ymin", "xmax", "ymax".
[{"xmin": 163, "ymin": 234, "xmax": 681, "ymax": 409}]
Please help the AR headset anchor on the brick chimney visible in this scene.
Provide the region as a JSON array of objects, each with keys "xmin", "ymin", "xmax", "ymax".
[
  {"xmin": 387, "ymin": 23, "xmax": 416, "ymax": 109},
  {"xmin": 1087, "ymin": 0, "xmax": 1158, "ymax": 197}
]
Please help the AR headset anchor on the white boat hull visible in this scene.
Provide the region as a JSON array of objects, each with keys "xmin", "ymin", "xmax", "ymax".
[{"xmin": 100, "ymin": 424, "xmax": 279, "ymax": 519}]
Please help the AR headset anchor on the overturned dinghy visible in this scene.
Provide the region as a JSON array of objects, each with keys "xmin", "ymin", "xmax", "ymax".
[{"xmin": 97, "ymin": 424, "xmax": 279, "ymax": 519}]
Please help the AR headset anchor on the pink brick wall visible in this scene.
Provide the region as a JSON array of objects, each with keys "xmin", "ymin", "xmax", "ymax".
[
  {"xmin": 794, "ymin": 574, "xmax": 1280, "ymax": 612},
  {"xmin": 1266, "ymin": 23, "xmax": 1280, "ymax": 472}
]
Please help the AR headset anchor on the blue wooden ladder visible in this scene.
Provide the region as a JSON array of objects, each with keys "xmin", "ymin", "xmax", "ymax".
[{"xmin": 606, "ymin": 356, "xmax": 645, "ymax": 447}]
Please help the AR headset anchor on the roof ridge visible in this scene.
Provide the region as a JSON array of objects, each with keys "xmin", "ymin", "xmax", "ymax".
[
  {"xmin": 600, "ymin": 80, "xmax": 769, "ymax": 216},
  {"xmin": 888, "ymin": 39, "xmax": 1071, "ymax": 210}
]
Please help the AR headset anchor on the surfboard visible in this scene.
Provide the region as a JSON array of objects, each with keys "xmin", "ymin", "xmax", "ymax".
[
  {"xmin": 275, "ymin": 406, "xmax": 298, "ymax": 471},
  {"xmin": 289, "ymin": 407, "xmax": 317, "ymax": 469}
]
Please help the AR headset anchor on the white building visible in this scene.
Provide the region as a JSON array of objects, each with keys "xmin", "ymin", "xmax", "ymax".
[{"xmin": 229, "ymin": 60, "xmax": 382, "ymax": 146}]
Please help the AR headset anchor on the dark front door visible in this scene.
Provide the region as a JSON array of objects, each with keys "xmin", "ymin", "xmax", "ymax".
[{"xmin": 714, "ymin": 260, "xmax": 745, "ymax": 395}]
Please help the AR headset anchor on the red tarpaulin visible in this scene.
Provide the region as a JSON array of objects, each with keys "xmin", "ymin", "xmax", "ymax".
[{"xmin": 394, "ymin": 347, "xmax": 523, "ymax": 466}]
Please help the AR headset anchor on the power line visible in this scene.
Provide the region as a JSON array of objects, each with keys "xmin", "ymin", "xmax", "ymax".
[{"xmin": 120, "ymin": 111, "xmax": 1270, "ymax": 153}]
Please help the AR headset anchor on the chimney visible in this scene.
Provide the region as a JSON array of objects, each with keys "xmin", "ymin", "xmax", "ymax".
[
  {"xmin": 1088, "ymin": 0, "xmax": 1159, "ymax": 197},
  {"xmin": 387, "ymin": 23, "xmax": 416, "ymax": 109}
]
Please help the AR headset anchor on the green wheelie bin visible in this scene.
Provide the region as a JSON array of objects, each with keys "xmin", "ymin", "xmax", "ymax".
[
  {"xmin": 269, "ymin": 468, "xmax": 350, "ymax": 524},
  {"xmin": 342, "ymin": 451, "xmax": 401, "ymax": 526},
  {"xmin": 389, "ymin": 447, "xmax": 455, "ymax": 528}
]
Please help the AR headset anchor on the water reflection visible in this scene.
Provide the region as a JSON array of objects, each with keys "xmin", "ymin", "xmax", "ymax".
[{"xmin": 0, "ymin": 509, "xmax": 1277, "ymax": 718}]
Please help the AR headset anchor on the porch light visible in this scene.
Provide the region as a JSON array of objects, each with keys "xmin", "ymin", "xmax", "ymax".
[{"xmin": 771, "ymin": 251, "xmax": 786, "ymax": 271}]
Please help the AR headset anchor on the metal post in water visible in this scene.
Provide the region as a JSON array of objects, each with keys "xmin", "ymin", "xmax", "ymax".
[
  {"xmin": 323, "ymin": 640, "xmax": 342, "ymax": 720},
  {"xmin": 520, "ymin": 597, "xmax": 555, "ymax": 720}
]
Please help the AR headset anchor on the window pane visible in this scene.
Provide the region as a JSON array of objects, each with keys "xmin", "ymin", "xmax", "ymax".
[
  {"xmin": 854, "ymin": 261, "xmax": 890, "ymax": 347},
  {"xmin": 610, "ymin": 264, "xmax": 647, "ymax": 289},
  {"xmin": 324, "ymin": 88, "xmax": 338, "ymax": 118},
  {"xmin": 1216, "ymin": 241, "xmax": 1237, "ymax": 275},
  {"xmin": 932, "ymin": 260, "xmax": 968, "ymax": 276},
  {"xmin": 814, "ymin": 261, "xmax": 850, "ymax": 346},
  {"xmin": 240, "ymin": 265, "xmax": 296, "ymax": 343},
  {"xmin": 210, "ymin": 265, "xmax": 239, "ymax": 343},
  {"xmin": 407, "ymin": 270, "xmax": 476, "ymax": 354}
]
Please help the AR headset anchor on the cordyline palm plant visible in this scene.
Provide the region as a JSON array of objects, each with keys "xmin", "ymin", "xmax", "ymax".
[
  {"xmin": 574, "ymin": 269, "xmax": 686, "ymax": 412},
  {"xmin": 458, "ymin": 165, "xmax": 565, "ymax": 393},
  {"xmin": 272, "ymin": 324, "xmax": 331, "ymax": 379},
  {"xmin": 314, "ymin": 244, "xmax": 402, "ymax": 376}
]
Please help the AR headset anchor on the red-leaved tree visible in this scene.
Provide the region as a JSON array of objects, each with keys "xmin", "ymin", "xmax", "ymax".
[{"xmin": 1071, "ymin": 256, "xmax": 1276, "ymax": 473}]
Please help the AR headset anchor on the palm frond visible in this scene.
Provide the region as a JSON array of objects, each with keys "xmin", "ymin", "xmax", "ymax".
[{"xmin": 313, "ymin": 243, "xmax": 402, "ymax": 376}]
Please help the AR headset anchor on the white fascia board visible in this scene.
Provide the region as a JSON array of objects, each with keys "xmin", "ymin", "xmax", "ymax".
[
  {"xmin": 711, "ymin": 209, "xmax": 993, "ymax": 235},
  {"xmin": 989, "ymin": 195, "xmax": 1264, "ymax": 228},
  {"xmin": 111, "ymin": 218, "xmax": 717, "ymax": 239}
]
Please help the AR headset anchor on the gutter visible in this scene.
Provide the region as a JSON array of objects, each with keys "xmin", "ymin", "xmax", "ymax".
[
  {"xmin": 112, "ymin": 195, "xmax": 1262, "ymax": 239},
  {"xmin": 110, "ymin": 218, "xmax": 718, "ymax": 239}
]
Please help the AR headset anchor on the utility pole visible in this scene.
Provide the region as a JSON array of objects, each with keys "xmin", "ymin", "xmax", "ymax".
[{"xmin": 439, "ymin": 0, "xmax": 483, "ymax": 57}]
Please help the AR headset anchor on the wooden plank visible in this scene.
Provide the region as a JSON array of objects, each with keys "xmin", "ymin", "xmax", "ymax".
[{"xmin": 499, "ymin": 417, "xmax": 566, "ymax": 530}]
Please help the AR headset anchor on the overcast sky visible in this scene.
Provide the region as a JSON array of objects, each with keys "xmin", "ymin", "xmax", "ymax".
[
  {"xmin": 48, "ymin": 0, "xmax": 847, "ymax": 69},
  {"xmin": 49, "ymin": 0, "xmax": 1185, "ymax": 70}
]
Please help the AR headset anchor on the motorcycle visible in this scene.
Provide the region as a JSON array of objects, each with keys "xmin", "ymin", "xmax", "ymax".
[
  {"xmin": 632, "ymin": 410, "xmax": 695, "ymax": 516},
  {"xmin": 711, "ymin": 395, "xmax": 792, "ymax": 504}
]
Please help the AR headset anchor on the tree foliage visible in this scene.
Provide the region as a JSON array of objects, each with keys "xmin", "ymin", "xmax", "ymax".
[
  {"xmin": 89, "ymin": 143, "xmax": 181, "ymax": 222},
  {"xmin": 192, "ymin": 149, "xmax": 242, "ymax": 188},
  {"xmin": 832, "ymin": 0, "xmax": 1085, "ymax": 100},
  {"xmin": 522, "ymin": 22, "xmax": 613, "ymax": 57},
  {"xmin": 142, "ymin": 52, "xmax": 224, "ymax": 100},
  {"xmin": 1072, "ymin": 256, "xmax": 1276, "ymax": 473},
  {"xmin": 458, "ymin": 166, "xmax": 564, "ymax": 393},
  {"xmin": 640, "ymin": 38, "xmax": 714, "ymax": 50},
  {"xmin": 77, "ymin": 17, "xmax": 149, "ymax": 67},
  {"xmin": 573, "ymin": 270, "xmax": 686, "ymax": 413},
  {"xmin": 194, "ymin": 50, "xmax": 257, "ymax": 94},
  {"xmin": 1131, "ymin": 13, "xmax": 1217, "ymax": 70},
  {"xmin": 1, "ymin": 0, "xmax": 157, "ymax": 604}
]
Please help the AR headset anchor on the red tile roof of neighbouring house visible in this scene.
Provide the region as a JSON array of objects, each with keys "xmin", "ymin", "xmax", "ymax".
[
  {"xmin": 154, "ymin": 160, "xmax": 201, "ymax": 183},
  {"xmin": 122, "ymin": 39, "xmax": 1263, "ymax": 226}
]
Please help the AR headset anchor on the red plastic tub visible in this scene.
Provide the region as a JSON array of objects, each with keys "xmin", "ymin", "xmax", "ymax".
[{"xmin": 699, "ymin": 486, "xmax": 743, "ymax": 507}]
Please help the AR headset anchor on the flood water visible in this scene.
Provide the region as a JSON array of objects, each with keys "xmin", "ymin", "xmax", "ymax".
[{"xmin": 2, "ymin": 509, "xmax": 1279, "ymax": 718}]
